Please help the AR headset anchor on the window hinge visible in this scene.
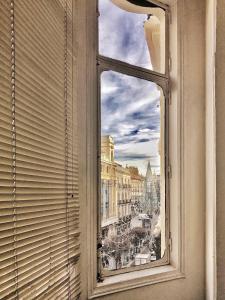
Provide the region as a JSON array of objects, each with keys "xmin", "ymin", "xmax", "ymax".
[
  {"xmin": 96, "ymin": 7, "xmax": 100, "ymax": 17},
  {"xmin": 167, "ymin": 78, "xmax": 172, "ymax": 105},
  {"xmin": 169, "ymin": 55, "xmax": 172, "ymax": 73},
  {"xmin": 97, "ymin": 272, "xmax": 104, "ymax": 283},
  {"xmin": 169, "ymin": 232, "xmax": 172, "ymax": 252},
  {"xmin": 97, "ymin": 235, "xmax": 104, "ymax": 283},
  {"xmin": 168, "ymin": 89, "xmax": 172, "ymax": 105},
  {"xmin": 168, "ymin": 9, "xmax": 172, "ymax": 24},
  {"xmin": 168, "ymin": 164, "xmax": 172, "ymax": 179}
]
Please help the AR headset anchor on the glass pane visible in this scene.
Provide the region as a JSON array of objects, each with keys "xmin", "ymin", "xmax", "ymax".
[
  {"xmin": 99, "ymin": 0, "xmax": 166, "ymax": 73},
  {"xmin": 100, "ymin": 71, "xmax": 166, "ymax": 272}
]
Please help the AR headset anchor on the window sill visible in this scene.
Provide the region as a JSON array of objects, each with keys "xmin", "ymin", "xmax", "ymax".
[{"xmin": 89, "ymin": 265, "xmax": 185, "ymax": 299}]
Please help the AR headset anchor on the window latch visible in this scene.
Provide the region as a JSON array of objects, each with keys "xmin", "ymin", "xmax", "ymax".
[
  {"xmin": 97, "ymin": 235, "xmax": 104, "ymax": 283},
  {"xmin": 97, "ymin": 241, "xmax": 102, "ymax": 250}
]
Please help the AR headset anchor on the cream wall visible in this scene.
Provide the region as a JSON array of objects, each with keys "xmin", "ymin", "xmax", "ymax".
[
  {"xmin": 215, "ymin": 1, "xmax": 225, "ymax": 299},
  {"xmin": 205, "ymin": 0, "xmax": 216, "ymax": 299},
  {"xmin": 78, "ymin": 0, "xmax": 206, "ymax": 299}
]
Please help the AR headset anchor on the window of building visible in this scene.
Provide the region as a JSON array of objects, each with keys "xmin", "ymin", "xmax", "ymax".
[{"xmin": 98, "ymin": 0, "xmax": 170, "ymax": 279}]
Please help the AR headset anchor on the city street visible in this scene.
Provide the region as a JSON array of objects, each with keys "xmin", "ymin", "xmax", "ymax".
[{"xmin": 102, "ymin": 212, "xmax": 160, "ymax": 271}]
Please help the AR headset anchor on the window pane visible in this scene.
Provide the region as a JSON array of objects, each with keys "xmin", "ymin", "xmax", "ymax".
[
  {"xmin": 100, "ymin": 71, "xmax": 166, "ymax": 272},
  {"xmin": 99, "ymin": 0, "xmax": 166, "ymax": 73}
]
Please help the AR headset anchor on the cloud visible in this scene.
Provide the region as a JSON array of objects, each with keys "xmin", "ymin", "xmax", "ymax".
[
  {"xmin": 99, "ymin": 0, "xmax": 152, "ymax": 69},
  {"xmin": 137, "ymin": 138, "xmax": 152, "ymax": 143},
  {"xmin": 115, "ymin": 150, "xmax": 158, "ymax": 161},
  {"xmin": 99, "ymin": 1, "xmax": 162, "ymax": 174},
  {"xmin": 116, "ymin": 153, "xmax": 151, "ymax": 160}
]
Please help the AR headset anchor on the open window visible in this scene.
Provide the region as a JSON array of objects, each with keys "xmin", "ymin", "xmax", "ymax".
[{"xmin": 97, "ymin": 0, "xmax": 170, "ymax": 280}]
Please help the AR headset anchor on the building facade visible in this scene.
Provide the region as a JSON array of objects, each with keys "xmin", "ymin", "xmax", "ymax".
[
  {"xmin": 101, "ymin": 136, "xmax": 117, "ymax": 238},
  {"xmin": 101, "ymin": 136, "xmax": 133, "ymax": 236},
  {"xmin": 128, "ymin": 166, "xmax": 145, "ymax": 216}
]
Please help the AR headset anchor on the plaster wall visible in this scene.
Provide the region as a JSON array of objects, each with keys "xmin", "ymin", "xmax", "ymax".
[
  {"xmin": 205, "ymin": 0, "xmax": 216, "ymax": 299},
  {"xmin": 215, "ymin": 1, "xmax": 225, "ymax": 299}
]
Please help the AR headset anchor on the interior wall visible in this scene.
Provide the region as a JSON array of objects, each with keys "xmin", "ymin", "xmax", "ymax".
[
  {"xmin": 205, "ymin": 0, "xmax": 217, "ymax": 299},
  {"xmin": 215, "ymin": 1, "xmax": 225, "ymax": 299},
  {"xmin": 79, "ymin": 0, "xmax": 206, "ymax": 299}
]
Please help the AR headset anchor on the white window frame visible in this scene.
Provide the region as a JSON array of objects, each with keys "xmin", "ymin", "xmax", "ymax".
[
  {"xmin": 97, "ymin": 59, "xmax": 170, "ymax": 278},
  {"xmin": 78, "ymin": 0, "xmax": 189, "ymax": 298},
  {"xmin": 97, "ymin": 0, "xmax": 171, "ymax": 276}
]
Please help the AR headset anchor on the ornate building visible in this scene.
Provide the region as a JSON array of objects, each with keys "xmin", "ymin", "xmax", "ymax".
[
  {"xmin": 101, "ymin": 136, "xmax": 118, "ymax": 238},
  {"xmin": 143, "ymin": 161, "xmax": 160, "ymax": 215},
  {"xmin": 115, "ymin": 163, "xmax": 132, "ymax": 219},
  {"xmin": 101, "ymin": 136, "xmax": 133, "ymax": 238},
  {"xmin": 128, "ymin": 167, "xmax": 145, "ymax": 216}
]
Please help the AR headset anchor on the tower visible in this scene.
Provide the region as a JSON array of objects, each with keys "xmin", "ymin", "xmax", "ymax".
[
  {"xmin": 143, "ymin": 160, "xmax": 159, "ymax": 214},
  {"xmin": 101, "ymin": 135, "xmax": 115, "ymax": 162}
]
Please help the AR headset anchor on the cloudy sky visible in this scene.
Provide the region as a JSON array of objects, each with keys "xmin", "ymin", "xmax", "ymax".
[
  {"xmin": 99, "ymin": 0, "xmax": 162, "ymax": 175},
  {"xmin": 99, "ymin": 0, "xmax": 152, "ymax": 69}
]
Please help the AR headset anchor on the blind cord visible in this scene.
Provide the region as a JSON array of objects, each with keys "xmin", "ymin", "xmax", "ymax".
[
  {"xmin": 64, "ymin": 1, "xmax": 71, "ymax": 299},
  {"xmin": 10, "ymin": 0, "xmax": 19, "ymax": 298}
]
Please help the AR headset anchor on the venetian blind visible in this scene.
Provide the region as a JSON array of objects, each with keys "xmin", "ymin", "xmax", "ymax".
[{"xmin": 0, "ymin": 0, "xmax": 80, "ymax": 299}]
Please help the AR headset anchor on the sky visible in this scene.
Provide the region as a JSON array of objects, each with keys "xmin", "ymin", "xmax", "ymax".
[
  {"xmin": 99, "ymin": 0, "xmax": 152, "ymax": 69},
  {"xmin": 99, "ymin": 0, "xmax": 162, "ymax": 175}
]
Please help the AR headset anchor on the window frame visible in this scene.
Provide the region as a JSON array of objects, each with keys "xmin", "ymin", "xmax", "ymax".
[
  {"xmin": 82, "ymin": 0, "xmax": 187, "ymax": 298},
  {"xmin": 97, "ymin": 65, "xmax": 170, "ymax": 278},
  {"xmin": 97, "ymin": 0, "xmax": 171, "ymax": 280}
]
